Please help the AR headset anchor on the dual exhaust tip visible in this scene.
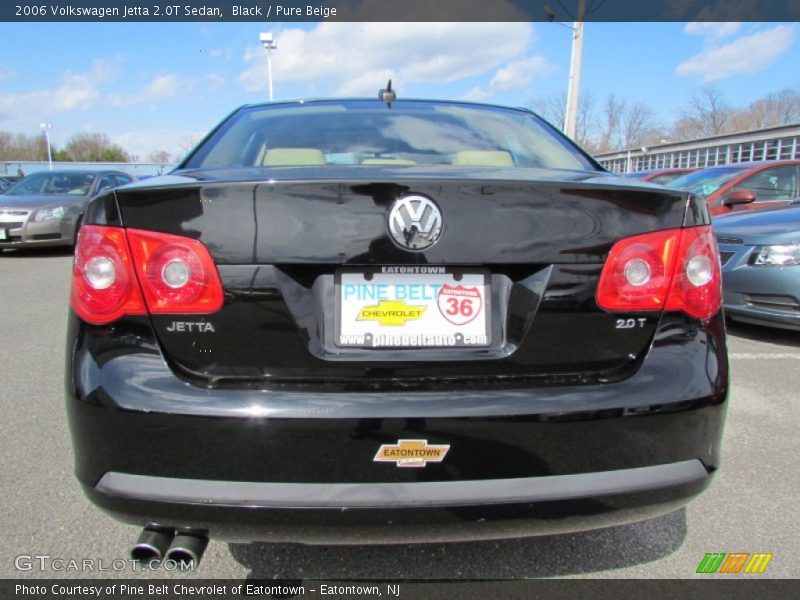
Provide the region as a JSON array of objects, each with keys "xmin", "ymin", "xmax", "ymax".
[{"xmin": 131, "ymin": 526, "xmax": 208, "ymax": 567}]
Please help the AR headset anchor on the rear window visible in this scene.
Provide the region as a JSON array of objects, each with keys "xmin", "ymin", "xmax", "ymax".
[
  {"xmin": 649, "ymin": 172, "xmax": 688, "ymax": 185},
  {"xmin": 183, "ymin": 101, "xmax": 596, "ymax": 172},
  {"xmin": 668, "ymin": 167, "xmax": 746, "ymax": 198},
  {"xmin": 5, "ymin": 172, "xmax": 95, "ymax": 196}
]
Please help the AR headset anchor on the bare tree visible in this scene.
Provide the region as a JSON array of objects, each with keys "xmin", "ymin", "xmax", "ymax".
[
  {"xmin": 575, "ymin": 90, "xmax": 597, "ymax": 150},
  {"xmin": 529, "ymin": 91, "xmax": 597, "ymax": 149},
  {"xmin": 728, "ymin": 86, "xmax": 800, "ymax": 131},
  {"xmin": 178, "ymin": 134, "xmax": 202, "ymax": 154},
  {"xmin": 526, "ymin": 83, "xmax": 797, "ymax": 154},
  {"xmin": 622, "ymin": 101, "xmax": 662, "ymax": 149},
  {"xmin": 530, "ymin": 92, "xmax": 567, "ymax": 129},
  {"xmin": 592, "ymin": 94, "xmax": 664, "ymax": 152},
  {"xmin": 669, "ymin": 85, "xmax": 800, "ymax": 142},
  {"xmin": 530, "ymin": 91, "xmax": 663, "ymax": 153},
  {"xmin": 680, "ymin": 86, "xmax": 732, "ymax": 137},
  {"xmin": 0, "ymin": 131, "xmax": 49, "ymax": 161},
  {"xmin": 596, "ymin": 93, "xmax": 626, "ymax": 152},
  {"xmin": 147, "ymin": 150, "xmax": 173, "ymax": 164},
  {"xmin": 670, "ymin": 115, "xmax": 704, "ymax": 143}
]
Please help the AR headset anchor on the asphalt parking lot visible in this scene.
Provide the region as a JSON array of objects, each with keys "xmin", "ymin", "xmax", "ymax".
[{"xmin": 1, "ymin": 247, "xmax": 797, "ymax": 581}]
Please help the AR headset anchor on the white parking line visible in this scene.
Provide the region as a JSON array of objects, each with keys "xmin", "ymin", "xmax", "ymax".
[{"xmin": 730, "ymin": 352, "xmax": 800, "ymax": 360}]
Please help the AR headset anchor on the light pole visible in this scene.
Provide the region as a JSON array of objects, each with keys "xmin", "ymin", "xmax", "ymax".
[
  {"xmin": 259, "ymin": 32, "xmax": 277, "ymax": 101},
  {"xmin": 40, "ymin": 122, "xmax": 53, "ymax": 170},
  {"xmin": 563, "ymin": 0, "xmax": 586, "ymax": 140}
]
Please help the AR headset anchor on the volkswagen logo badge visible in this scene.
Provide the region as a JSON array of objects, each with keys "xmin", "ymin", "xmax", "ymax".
[{"xmin": 388, "ymin": 195, "xmax": 443, "ymax": 251}]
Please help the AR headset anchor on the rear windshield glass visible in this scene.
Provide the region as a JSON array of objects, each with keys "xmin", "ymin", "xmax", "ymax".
[
  {"xmin": 649, "ymin": 172, "xmax": 689, "ymax": 185},
  {"xmin": 668, "ymin": 167, "xmax": 746, "ymax": 198},
  {"xmin": 182, "ymin": 101, "xmax": 596, "ymax": 172},
  {"xmin": 5, "ymin": 171, "xmax": 95, "ymax": 196}
]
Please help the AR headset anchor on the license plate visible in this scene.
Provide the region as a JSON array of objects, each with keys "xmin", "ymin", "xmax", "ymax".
[
  {"xmin": 336, "ymin": 268, "xmax": 490, "ymax": 348},
  {"xmin": 0, "ymin": 229, "xmax": 6, "ymax": 240}
]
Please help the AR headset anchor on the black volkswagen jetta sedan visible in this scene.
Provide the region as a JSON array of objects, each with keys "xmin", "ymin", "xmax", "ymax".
[{"xmin": 65, "ymin": 98, "xmax": 728, "ymax": 565}]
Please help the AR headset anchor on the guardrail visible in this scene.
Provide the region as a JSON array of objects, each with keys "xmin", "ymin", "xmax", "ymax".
[{"xmin": 595, "ymin": 123, "xmax": 800, "ymax": 174}]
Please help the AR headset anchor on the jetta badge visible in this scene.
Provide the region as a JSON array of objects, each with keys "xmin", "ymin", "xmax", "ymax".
[
  {"xmin": 388, "ymin": 195, "xmax": 443, "ymax": 251},
  {"xmin": 373, "ymin": 439, "xmax": 450, "ymax": 468}
]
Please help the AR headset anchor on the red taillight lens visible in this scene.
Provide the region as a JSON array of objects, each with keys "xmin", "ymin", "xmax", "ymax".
[
  {"xmin": 596, "ymin": 226, "xmax": 721, "ymax": 320},
  {"xmin": 71, "ymin": 225, "xmax": 146, "ymax": 324},
  {"xmin": 71, "ymin": 225, "xmax": 223, "ymax": 323},
  {"xmin": 665, "ymin": 226, "xmax": 722, "ymax": 319},
  {"xmin": 126, "ymin": 228, "xmax": 224, "ymax": 314},
  {"xmin": 596, "ymin": 229, "xmax": 680, "ymax": 312}
]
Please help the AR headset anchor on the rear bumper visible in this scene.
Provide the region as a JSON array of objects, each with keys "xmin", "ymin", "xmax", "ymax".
[
  {"xmin": 96, "ymin": 461, "xmax": 708, "ymax": 509},
  {"xmin": 84, "ymin": 462, "xmax": 711, "ymax": 544},
  {"xmin": 66, "ymin": 312, "xmax": 728, "ymax": 543}
]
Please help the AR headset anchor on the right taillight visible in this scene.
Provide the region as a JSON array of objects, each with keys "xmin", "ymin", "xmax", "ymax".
[
  {"xmin": 71, "ymin": 225, "xmax": 223, "ymax": 324},
  {"xmin": 664, "ymin": 226, "xmax": 722, "ymax": 319},
  {"xmin": 596, "ymin": 226, "xmax": 721, "ymax": 320}
]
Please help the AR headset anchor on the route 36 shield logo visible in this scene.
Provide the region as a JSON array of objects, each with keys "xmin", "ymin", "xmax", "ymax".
[{"xmin": 437, "ymin": 284, "xmax": 482, "ymax": 325}]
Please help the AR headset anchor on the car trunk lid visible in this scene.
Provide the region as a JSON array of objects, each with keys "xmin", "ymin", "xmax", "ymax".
[{"xmin": 114, "ymin": 169, "xmax": 690, "ymax": 386}]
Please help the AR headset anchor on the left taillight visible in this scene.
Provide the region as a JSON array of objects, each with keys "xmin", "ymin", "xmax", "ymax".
[
  {"xmin": 71, "ymin": 225, "xmax": 223, "ymax": 324},
  {"xmin": 71, "ymin": 225, "xmax": 146, "ymax": 324}
]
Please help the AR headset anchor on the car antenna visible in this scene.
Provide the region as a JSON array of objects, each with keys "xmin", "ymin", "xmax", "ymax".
[{"xmin": 379, "ymin": 79, "xmax": 396, "ymax": 108}]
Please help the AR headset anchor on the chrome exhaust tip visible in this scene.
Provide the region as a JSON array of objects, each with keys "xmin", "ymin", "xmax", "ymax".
[
  {"xmin": 131, "ymin": 526, "xmax": 174, "ymax": 562},
  {"xmin": 164, "ymin": 532, "xmax": 209, "ymax": 568}
]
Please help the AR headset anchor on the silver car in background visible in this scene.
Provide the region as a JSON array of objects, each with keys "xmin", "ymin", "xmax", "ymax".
[
  {"xmin": 0, "ymin": 170, "xmax": 134, "ymax": 249},
  {"xmin": 715, "ymin": 204, "xmax": 800, "ymax": 331}
]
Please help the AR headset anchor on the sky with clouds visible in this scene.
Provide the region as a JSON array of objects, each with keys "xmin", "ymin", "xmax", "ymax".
[{"xmin": 0, "ymin": 21, "xmax": 796, "ymax": 159}]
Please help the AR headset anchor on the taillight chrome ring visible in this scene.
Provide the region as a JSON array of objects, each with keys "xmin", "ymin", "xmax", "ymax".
[
  {"xmin": 161, "ymin": 258, "xmax": 192, "ymax": 289},
  {"xmin": 685, "ymin": 254, "xmax": 714, "ymax": 287},
  {"xmin": 623, "ymin": 258, "xmax": 652, "ymax": 287},
  {"xmin": 84, "ymin": 256, "xmax": 116, "ymax": 290}
]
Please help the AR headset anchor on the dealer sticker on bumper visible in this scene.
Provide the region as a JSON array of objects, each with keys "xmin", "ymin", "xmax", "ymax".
[
  {"xmin": 336, "ymin": 268, "xmax": 490, "ymax": 348},
  {"xmin": 374, "ymin": 439, "xmax": 451, "ymax": 468}
]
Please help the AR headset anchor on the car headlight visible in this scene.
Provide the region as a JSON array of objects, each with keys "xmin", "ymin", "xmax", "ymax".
[
  {"xmin": 752, "ymin": 244, "xmax": 800, "ymax": 266},
  {"xmin": 33, "ymin": 206, "xmax": 66, "ymax": 222}
]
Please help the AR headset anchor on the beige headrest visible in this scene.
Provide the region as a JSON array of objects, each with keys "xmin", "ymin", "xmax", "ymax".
[
  {"xmin": 451, "ymin": 150, "xmax": 514, "ymax": 167},
  {"xmin": 262, "ymin": 148, "xmax": 326, "ymax": 166}
]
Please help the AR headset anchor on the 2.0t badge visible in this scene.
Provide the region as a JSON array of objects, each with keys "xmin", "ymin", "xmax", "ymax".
[{"xmin": 388, "ymin": 194, "xmax": 443, "ymax": 251}]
